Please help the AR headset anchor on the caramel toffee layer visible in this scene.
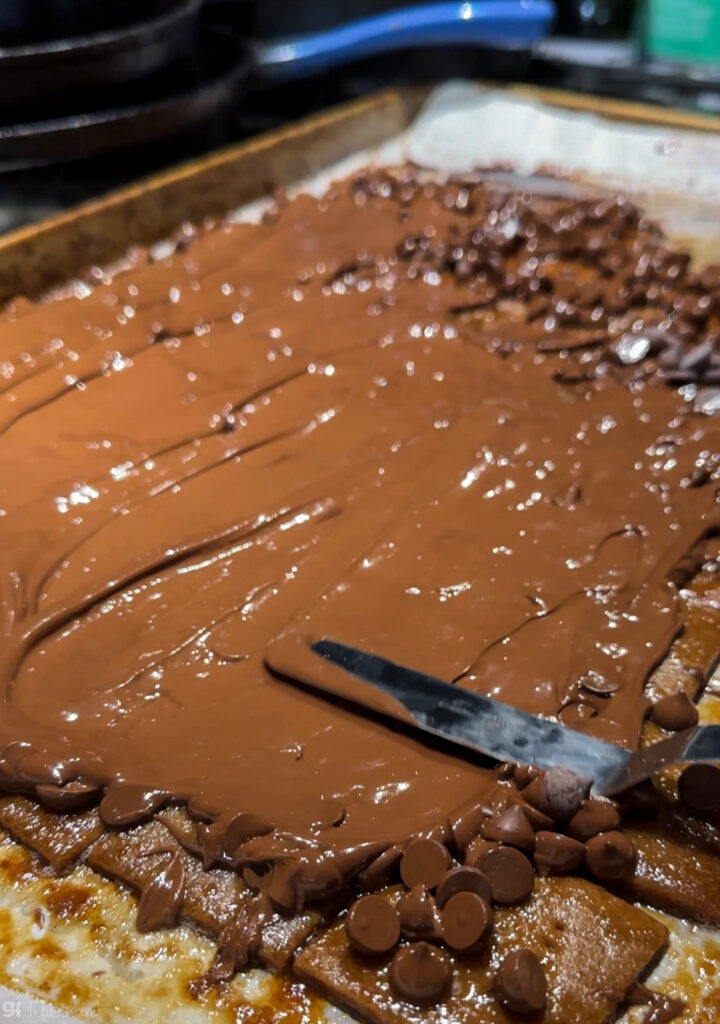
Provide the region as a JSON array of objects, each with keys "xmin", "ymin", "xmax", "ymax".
[{"xmin": 0, "ymin": 172, "xmax": 719, "ymax": 961}]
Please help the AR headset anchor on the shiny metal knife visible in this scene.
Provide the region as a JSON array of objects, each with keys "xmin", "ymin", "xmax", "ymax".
[{"xmin": 311, "ymin": 639, "xmax": 720, "ymax": 796}]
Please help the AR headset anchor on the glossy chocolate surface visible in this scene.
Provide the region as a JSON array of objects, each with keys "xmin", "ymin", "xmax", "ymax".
[{"xmin": 0, "ymin": 172, "xmax": 718, "ymax": 982}]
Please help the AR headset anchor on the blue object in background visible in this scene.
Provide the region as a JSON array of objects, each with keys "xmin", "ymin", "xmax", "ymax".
[{"xmin": 256, "ymin": 1, "xmax": 555, "ymax": 79}]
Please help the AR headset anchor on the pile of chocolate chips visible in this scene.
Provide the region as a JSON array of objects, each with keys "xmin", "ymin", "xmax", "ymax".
[
  {"xmin": 343, "ymin": 751, "xmax": 720, "ymax": 1012},
  {"xmin": 345, "ymin": 836, "xmax": 546, "ymax": 1014},
  {"xmin": 350, "ymin": 174, "xmax": 720, "ymax": 414},
  {"xmin": 343, "ymin": 764, "xmax": 649, "ymax": 1012},
  {"xmin": 490, "ymin": 766, "xmax": 635, "ymax": 882}
]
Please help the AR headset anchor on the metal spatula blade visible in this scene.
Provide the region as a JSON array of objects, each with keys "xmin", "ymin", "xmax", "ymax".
[{"xmin": 311, "ymin": 639, "xmax": 720, "ymax": 796}]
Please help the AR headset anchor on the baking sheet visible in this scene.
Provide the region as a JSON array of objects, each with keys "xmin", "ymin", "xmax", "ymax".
[{"xmin": 2, "ymin": 81, "xmax": 720, "ymax": 1023}]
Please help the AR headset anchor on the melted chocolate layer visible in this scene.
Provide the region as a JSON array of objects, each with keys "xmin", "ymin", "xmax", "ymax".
[{"xmin": 0, "ymin": 173, "xmax": 718, "ymax": 918}]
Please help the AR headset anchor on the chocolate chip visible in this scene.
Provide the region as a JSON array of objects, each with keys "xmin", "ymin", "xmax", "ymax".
[
  {"xmin": 578, "ymin": 670, "xmax": 619, "ymax": 696},
  {"xmin": 475, "ymin": 846, "xmax": 535, "ymax": 905},
  {"xmin": 517, "ymin": 797, "xmax": 554, "ymax": 832},
  {"xmin": 496, "ymin": 949, "xmax": 547, "ymax": 1015},
  {"xmin": 694, "ymin": 387, "xmax": 720, "ymax": 415},
  {"xmin": 521, "ymin": 773, "xmax": 548, "ymax": 809},
  {"xmin": 544, "ymin": 767, "xmax": 590, "ymax": 820},
  {"xmin": 441, "ymin": 891, "xmax": 493, "ymax": 952},
  {"xmin": 436, "ymin": 865, "xmax": 492, "ymax": 908},
  {"xmin": 345, "ymin": 894, "xmax": 401, "ymax": 956},
  {"xmin": 450, "ymin": 804, "xmax": 486, "ymax": 850},
  {"xmin": 356, "ymin": 844, "xmax": 403, "ymax": 891},
  {"xmin": 568, "ymin": 799, "xmax": 621, "ymax": 842},
  {"xmin": 585, "ymin": 831, "xmax": 635, "ymax": 880},
  {"xmin": 677, "ymin": 764, "xmax": 720, "ymax": 814},
  {"xmin": 533, "ymin": 831, "xmax": 585, "ymax": 875},
  {"xmin": 618, "ymin": 780, "xmax": 662, "ymax": 816},
  {"xmin": 389, "ymin": 942, "xmax": 452, "ymax": 1005},
  {"xmin": 398, "ymin": 885, "xmax": 440, "ymax": 941},
  {"xmin": 400, "ymin": 838, "xmax": 452, "ymax": 890},
  {"xmin": 525, "ymin": 768, "xmax": 589, "ymax": 822},
  {"xmin": 464, "ymin": 837, "xmax": 501, "ymax": 868},
  {"xmin": 650, "ymin": 692, "xmax": 699, "ymax": 732},
  {"xmin": 481, "ymin": 805, "xmax": 535, "ymax": 850}
]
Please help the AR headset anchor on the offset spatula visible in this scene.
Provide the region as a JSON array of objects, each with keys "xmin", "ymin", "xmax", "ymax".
[{"xmin": 310, "ymin": 639, "xmax": 720, "ymax": 796}]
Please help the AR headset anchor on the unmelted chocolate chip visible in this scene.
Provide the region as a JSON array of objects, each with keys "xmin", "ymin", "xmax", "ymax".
[
  {"xmin": 450, "ymin": 804, "xmax": 487, "ymax": 850},
  {"xmin": 618, "ymin": 780, "xmax": 662, "ymax": 817},
  {"xmin": 585, "ymin": 830, "xmax": 635, "ymax": 880},
  {"xmin": 546, "ymin": 767, "xmax": 591, "ymax": 820},
  {"xmin": 650, "ymin": 692, "xmax": 699, "ymax": 732},
  {"xmin": 533, "ymin": 831, "xmax": 585, "ymax": 875},
  {"xmin": 357, "ymin": 844, "xmax": 403, "ymax": 891},
  {"xmin": 436, "ymin": 865, "xmax": 492, "ymax": 908},
  {"xmin": 346, "ymin": 894, "xmax": 401, "ymax": 956},
  {"xmin": 578, "ymin": 670, "xmax": 619, "ymax": 697},
  {"xmin": 496, "ymin": 948, "xmax": 547, "ymax": 1015},
  {"xmin": 400, "ymin": 838, "xmax": 451, "ymax": 890},
  {"xmin": 441, "ymin": 891, "xmax": 493, "ymax": 952},
  {"xmin": 522, "ymin": 775, "xmax": 551, "ymax": 815},
  {"xmin": 516, "ymin": 797, "xmax": 554, "ymax": 833},
  {"xmin": 389, "ymin": 942, "xmax": 452, "ymax": 1006},
  {"xmin": 475, "ymin": 846, "xmax": 535, "ymax": 905},
  {"xmin": 682, "ymin": 464, "xmax": 712, "ymax": 489},
  {"xmin": 398, "ymin": 885, "xmax": 439, "ymax": 941},
  {"xmin": 481, "ymin": 805, "xmax": 535, "ymax": 850},
  {"xmin": 524, "ymin": 767, "xmax": 589, "ymax": 823},
  {"xmin": 567, "ymin": 799, "xmax": 621, "ymax": 842},
  {"xmin": 677, "ymin": 764, "xmax": 720, "ymax": 814},
  {"xmin": 464, "ymin": 837, "xmax": 501, "ymax": 868}
]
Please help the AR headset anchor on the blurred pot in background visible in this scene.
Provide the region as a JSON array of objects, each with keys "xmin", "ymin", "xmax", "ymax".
[
  {"xmin": 0, "ymin": 0, "xmax": 191, "ymax": 45},
  {"xmin": 554, "ymin": 0, "xmax": 634, "ymax": 39}
]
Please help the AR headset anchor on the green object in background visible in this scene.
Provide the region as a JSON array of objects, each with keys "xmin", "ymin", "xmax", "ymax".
[{"xmin": 644, "ymin": 0, "xmax": 720, "ymax": 66}]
